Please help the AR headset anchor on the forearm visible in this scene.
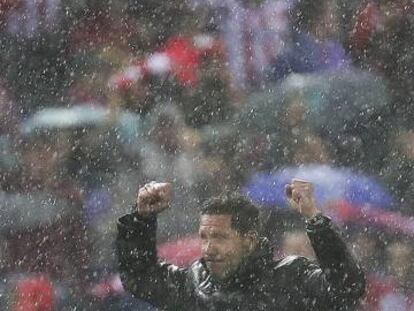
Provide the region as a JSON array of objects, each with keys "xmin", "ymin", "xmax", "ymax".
[
  {"xmin": 116, "ymin": 212, "xmax": 159, "ymax": 299},
  {"xmin": 306, "ymin": 215, "xmax": 365, "ymax": 297},
  {"xmin": 117, "ymin": 212, "xmax": 157, "ymax": 272},
  {"xmin": 116, "ymin": 212, "xmax": 189, "ymax": 308}
]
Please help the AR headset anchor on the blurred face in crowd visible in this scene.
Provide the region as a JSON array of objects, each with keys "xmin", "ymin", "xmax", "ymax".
[
  {"xmin": 285, "ymin": 98, "xmax": 306, "ymax": 128},
  {"xmin": 351, "ymin": 235, "xmax": 380, "ymax": 272},
  {"xmin": 21, "ymin": 134, "xmax": 69, "ymax": 185},
  {"xmin": 199, "ymin": 214, "xmax": 256, "ymax": 281},
  {"xmin": 152, "ymin": 112, "xmax": 184, "ymax": 153},
  {"xmin": 282, "ymin": 231, "xmax": 315, "ymax": 259},
  {"xmin": 396, "ymin": 130, "xmax": 414, "ymax": 160},
  {"xmin": 293, "ymin": 134, "xmax": 330, "ymax": 165},
  {"xmin": 387, "ymin": 242, "xmax": 414, "ymax": 284}
]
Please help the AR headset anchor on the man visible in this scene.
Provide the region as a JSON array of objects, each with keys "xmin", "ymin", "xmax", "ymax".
[{"xmin": 116, "ymin": 180, "xmax": 365, "ymax": 310}]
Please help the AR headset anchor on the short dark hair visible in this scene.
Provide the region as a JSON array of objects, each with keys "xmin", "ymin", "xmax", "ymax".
[{"xmin": 201, "ymin": 192, "xmax": 260, "ymax": 234}]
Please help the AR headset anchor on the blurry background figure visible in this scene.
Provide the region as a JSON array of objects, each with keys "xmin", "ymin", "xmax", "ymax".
[
  {"xmin": 381, "ymin": 128, "xmax": 414, "ymax": 215},
  {"xmin": 0, "ymin": 131, "xmax": 90, "ymax": 309},
  {"xmin": 351, "ymin": 230, "xmax": 389, "ymax": 311},
  {"xmin": 191, "ymin": 0, "xmax": 290, "ymax": 92},
  {"xmin": 3, "ymin": 0, "xmax": 61, "ymax": 38},
  {"xmin": 12, "ymin": 274, "xmax": 55, "ymax": 311},
  {"xmin": 377, "ymin": 240, "xmax": 414, "ymax": 311},
  {"xmin": 271, "ymin": 0, "xmax": 349, "ymax": 80},
  {"xmin": 137, "ymin": 104, "xmax": 208, "ymax": 240},
  {"xmin": 281, "ymin": 230, "xmax": 315, "ymax": 259},
  {"xmin": 387, "ymin": 241, "xmax": 414, "ymax": 288},
  {"xmin": 0, "ymin": 0, "xmax": 70, "ymax": 116},
  {"xmin": 352, "ymin": 234, "xmax": 383, "ymax": 274},
  {"xmin": 0, "ymin": 81, "xmax": 20, "ymax": 192},
  {"xmin": 0, "ymin": 80, "xmax": 19, "ymax": 137},
  {"xmin": 349, "ymin": 0, "xmax": 414, "ymax": 124}
]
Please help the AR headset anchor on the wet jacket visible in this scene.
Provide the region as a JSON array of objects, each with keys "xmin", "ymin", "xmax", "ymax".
[{"xmin": 116, "ymin": 213, "xmax": 365, "ymax": 311}]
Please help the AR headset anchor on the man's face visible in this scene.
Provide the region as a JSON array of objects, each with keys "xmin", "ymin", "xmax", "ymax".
[{"xmin": 199, "ymin": 214, "xmax": 251, "ymax": 281}]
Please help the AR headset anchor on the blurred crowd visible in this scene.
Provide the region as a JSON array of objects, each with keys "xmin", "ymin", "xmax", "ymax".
[{"xmin": 0, "ymin": 0, "xmax": 413, "ymax": 309}]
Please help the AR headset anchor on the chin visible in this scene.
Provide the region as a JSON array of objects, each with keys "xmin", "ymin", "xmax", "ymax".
[
  {"xmin": 207, "ymin": 266, "xmax": 224, "ymax": 279},
  {"xmin": 211, "ymin": 272, "xmax": 227, "ymax": 281},
  {"xmin": 210, "ymin": 268, "xmax": 233, "ymax": 281}
]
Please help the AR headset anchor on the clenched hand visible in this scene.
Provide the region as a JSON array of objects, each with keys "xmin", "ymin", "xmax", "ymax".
[
  {"xmin": 285, "ymin": 179, "xmax": 321, "ymax": 219},
  {"xmin": 136, "ymin": 181, "xmax": 172, "ymax": 216}
]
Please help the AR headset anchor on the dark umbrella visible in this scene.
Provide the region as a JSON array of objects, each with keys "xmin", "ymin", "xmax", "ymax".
[
  {"xmin": 236, "ymin": 87, "xmax": 283, "ymax": 133},
  {"xmin": 237, "ymin": 70, "xmax": 390, "ymax": 171},
  {"xmin": 280, "ymin": 70, "xmax": 389, "ymax": 134},
  {"xmin": 236, "ymin": 69, "xmax": 389, "ymax": 135}
]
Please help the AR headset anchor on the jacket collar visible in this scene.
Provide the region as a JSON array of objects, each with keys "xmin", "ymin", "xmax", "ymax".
[{"xmin": 202, "ymin": 238, "xmax": 274, "ymax": 289}]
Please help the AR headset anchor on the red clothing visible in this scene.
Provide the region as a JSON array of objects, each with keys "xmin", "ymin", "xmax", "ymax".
[
  {"xmin": 109, "ymin": 35, "xmax": 222, "ymax": 91},
  {"xmin": 349, "ymin": 2, "xmax": 381, "ymax": 51},
  {"xmin": 361, "ymin": 274, "xmax": 414, "ymax": 311},
  {"xmin": 361, "ymin": 274, "xmax": 395, "ymax": 311},
  {"xmin": 13, "ymin": 275, "xmax": 55, "ymax": 311}
]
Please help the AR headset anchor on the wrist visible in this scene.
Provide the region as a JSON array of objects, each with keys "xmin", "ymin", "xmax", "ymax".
[
  {"xmin": 303, "ymin": 208, "xmax": 322, "ymax": 220},
  {"xmin": 306, "ymin": 213, "xmax": 331, "ymax": 229},
  {"xmin": 132, "ymin": 203, "xmax": 157, "ymax": 219}
]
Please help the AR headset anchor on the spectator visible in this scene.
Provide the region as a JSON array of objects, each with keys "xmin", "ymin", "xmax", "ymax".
[
  {"xmin": 378, "ymin": 240, "xmax": 414, "ymax": 311},
  {"xmin": 281, "ymin": 230, "xmax": 316, "ymax": 259},
  {"xmin": 271, "ymin": 0, "xmax": 350, "ymax": 80},
  {"xmin": 192, "ymin": 0, "xmax": 290, "ymax": 92}
]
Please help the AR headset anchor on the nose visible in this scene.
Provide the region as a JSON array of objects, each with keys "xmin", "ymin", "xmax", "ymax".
[{"xmin": 202, "ymin": 240, "xmax": 215, "ymax": 257}]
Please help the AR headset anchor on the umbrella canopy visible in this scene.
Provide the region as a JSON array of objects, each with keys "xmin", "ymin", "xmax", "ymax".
[
  {"xmin": 242, "ymin": 164, "xmax": 394, "ymax": 210},
  {"xmin": 20, "ymin": 104, "xmax": 145, "ymax": 140},
  {"xmin": 20, "ymin": 105, "xmax": 146, "ymax": 159},
  {"xmin": 280, "ymin": 70, "xmax": 389, "ymax": 133},
  {"xmin": 21, "ymin": 105, "xmax": 110, "ymax": 134},
  {"xmin": 237, "ymin": 69, "xmax": 389, "ymax": 134},
  {"xmin": 236, "ymin": 87, "xmax": 283, "ymax": 133}
]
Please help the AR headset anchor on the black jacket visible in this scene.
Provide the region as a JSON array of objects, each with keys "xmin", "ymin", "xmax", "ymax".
[{"xmin": 116, "ymin": 213, "xmax": 365, "ymax": 311}]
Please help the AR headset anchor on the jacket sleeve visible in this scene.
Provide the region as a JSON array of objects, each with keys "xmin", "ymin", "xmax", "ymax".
[
  {"xmin": 298, "ymin": 216, "xmax": 365, "ymax": 310},
  {"xmin": 116, "ymin": 212, "xmax": 192, "ymax": 309}
]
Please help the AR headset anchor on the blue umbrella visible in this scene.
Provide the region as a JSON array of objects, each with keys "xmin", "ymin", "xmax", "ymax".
[{"xmin": 242, "ymin": 165, "xmax": 394, "ymax": 209}]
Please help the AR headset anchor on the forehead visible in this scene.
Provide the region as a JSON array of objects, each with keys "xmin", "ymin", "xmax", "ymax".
[{"xmin": 199, "ymin": 214, "xmax": 233, "ymax": 230}]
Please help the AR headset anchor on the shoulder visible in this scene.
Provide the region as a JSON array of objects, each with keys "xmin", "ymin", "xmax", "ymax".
[
  {"xmin": 267, "ymin": 256, "xmax": 321, "ymax": 293},
  {"xmin": 274, "ymin": 255, "xmax": 309, "ymax": 267}
]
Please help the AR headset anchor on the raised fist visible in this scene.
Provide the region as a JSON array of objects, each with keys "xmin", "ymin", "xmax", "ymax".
[
  {"xmin": 285, "ymin": 179, "xmax": 320, "ymax": 219},
  {"xmin": 136, "ymin": 182, "xmax": 172, "ymax": 216}
]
